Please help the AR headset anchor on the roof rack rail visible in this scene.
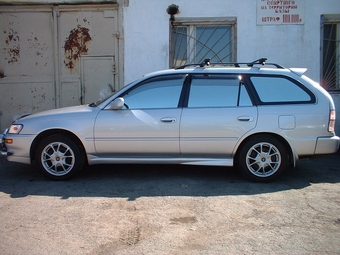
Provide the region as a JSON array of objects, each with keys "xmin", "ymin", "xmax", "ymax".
[{"xmin": 175, "ymin": 58, "xmax": 285, "ymax": 69}]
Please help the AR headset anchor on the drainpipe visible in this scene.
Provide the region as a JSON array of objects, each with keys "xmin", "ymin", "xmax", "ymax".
[{"xmin": 52, "ymin": 6, "xmax": 60, "ymax": 109}]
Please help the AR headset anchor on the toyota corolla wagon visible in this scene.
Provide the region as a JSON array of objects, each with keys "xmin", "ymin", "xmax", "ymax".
[{"xmin": 1, "ymin": 58, "xmax": 339, "ymax": 182}]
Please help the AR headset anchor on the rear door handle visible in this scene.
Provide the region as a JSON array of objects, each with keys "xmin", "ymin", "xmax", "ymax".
[
  {"xmin": 238, "ymin": 116, "xmax": 254, "ymax": 122},
  {"xmin": 161, "ymin": 117, "xmax": 176, "ymax": 123}
]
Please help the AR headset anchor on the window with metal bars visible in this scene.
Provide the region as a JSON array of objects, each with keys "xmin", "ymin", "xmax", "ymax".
[
  {"xmin": 170, "ymin": 17, "xmax": 237, "ymax": 68},
  {"xmin": 321, "ymin": 14, "xmax": 340, "ymax": 90}
]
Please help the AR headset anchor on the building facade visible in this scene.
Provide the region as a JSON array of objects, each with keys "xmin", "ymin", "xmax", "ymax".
[{"xmin": 0, "ymin": 0, "xmax": 340, "ymax": 131}]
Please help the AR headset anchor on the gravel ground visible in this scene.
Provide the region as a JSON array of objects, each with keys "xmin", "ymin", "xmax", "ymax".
[{"xmin": 0, "ymin": 151, "xmax": 339, "ymax": 255}]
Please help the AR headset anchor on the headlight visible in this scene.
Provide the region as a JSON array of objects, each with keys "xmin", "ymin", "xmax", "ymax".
[{"xmin": 8, "ymin": 124, "xmax": 23, "ymax": 134}]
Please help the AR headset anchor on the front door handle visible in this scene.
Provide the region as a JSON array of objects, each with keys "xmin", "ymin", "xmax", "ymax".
[{"xmin": 161, "ymin": 117, "xmax": 176, "ymax": 123}]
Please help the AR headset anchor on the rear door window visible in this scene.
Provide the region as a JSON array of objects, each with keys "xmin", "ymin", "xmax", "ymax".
[{"xmin": 187, "ymin": 74, "xmax": 253, "ymax": 107}]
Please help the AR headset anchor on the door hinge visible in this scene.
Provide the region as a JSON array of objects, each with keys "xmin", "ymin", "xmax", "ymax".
[
  {"xmin": 112, "ymin": 62, "xmax": 117, "ymax": 75},
  {"xmin": 108, "ymin": 83, "xmax": 115, "ymax": 93}
]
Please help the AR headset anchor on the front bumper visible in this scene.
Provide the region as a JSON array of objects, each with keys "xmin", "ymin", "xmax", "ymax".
[{"xmin": 0, "ymin": 129, "xmax": 9, "ymax": 156}]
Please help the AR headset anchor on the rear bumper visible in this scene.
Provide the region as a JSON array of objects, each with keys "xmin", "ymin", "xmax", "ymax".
[{"xmin": 315, "ymin": 136, "xmax": 340, "ymax": 154}]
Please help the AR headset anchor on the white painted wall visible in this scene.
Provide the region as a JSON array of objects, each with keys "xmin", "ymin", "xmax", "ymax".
[
  {"xmin": 123, "ymin": 0, "xmax": 340, "ymax": 85},
  {"xmin": 123, "ymin": 0, "xmax": 170, "ymax": 84}
]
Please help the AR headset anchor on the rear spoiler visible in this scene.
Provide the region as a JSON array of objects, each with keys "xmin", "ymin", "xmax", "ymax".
[{"xmin": 289, "ymin": 68, "xmax": 307, "ymax": 76}]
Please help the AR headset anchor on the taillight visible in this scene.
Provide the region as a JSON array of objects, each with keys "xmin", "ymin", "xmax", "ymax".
[{"xmin": 328, "ymin": 109, "xmax": 336, "ymax": 133}]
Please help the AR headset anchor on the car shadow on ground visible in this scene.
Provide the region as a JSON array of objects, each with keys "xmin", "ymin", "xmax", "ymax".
[{"xmin": 0, "ymin": 151, "xmax": 339, "ymax": 200}]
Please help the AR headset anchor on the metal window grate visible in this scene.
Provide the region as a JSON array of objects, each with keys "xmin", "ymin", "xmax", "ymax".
[
  {"xmin": 171, "ymin": 21, "xmax": 236, "ymax": 68},
  {"xmin": 321, "ymin": 17, "xmax": 340, "ymax": 90}
]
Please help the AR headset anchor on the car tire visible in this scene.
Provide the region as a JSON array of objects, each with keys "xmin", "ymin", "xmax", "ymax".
[
  {"xmin": 237, "ymin": 135, "xmax": 288, "ymax": 182},
  {"xmin": 35, "ymin": 134, "xmax": 85, "ymax": 180}
]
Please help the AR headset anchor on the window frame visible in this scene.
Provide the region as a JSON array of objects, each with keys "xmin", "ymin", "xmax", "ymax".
[
  {"xmin": 321, "ymin": 14, "xmax": 340, "ymax": 90},
  {"xmin": 170, "ymin": 17, "xmax": 237, "ymax": 68}
]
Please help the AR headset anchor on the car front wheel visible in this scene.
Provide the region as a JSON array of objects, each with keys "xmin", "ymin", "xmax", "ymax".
[
  {"xmin": 237, "ymin": 135, "xmax": 289, "ymax": 182},
  {"xmin": 35, "ymin": 134, "xmax": 85, "ymax": 180}
]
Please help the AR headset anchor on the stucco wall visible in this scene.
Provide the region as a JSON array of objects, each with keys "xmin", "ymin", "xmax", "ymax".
[{"xmin": 123, "ymin": 0, "xmax": 340, "ymax": 85}]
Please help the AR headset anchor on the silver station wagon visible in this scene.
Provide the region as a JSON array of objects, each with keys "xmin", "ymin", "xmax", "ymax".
[{"xmin": 1, "ymin": 58, "xmax": 339, "ymax": 182}]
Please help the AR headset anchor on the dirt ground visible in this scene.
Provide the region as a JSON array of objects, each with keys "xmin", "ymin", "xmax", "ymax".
[{"xmin": 0, "ymin": 151, "xmax": 339, "ymax": 255}]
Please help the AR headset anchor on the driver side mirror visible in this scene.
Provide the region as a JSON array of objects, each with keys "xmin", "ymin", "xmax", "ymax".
[{"xmin": 106, "ymin": 97, "xmax": 125, "ymax": 110}]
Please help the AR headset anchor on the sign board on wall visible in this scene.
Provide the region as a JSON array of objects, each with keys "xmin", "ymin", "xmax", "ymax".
[{"xmin": 257, "ymin": 0, "xmax": 305, "ymax": 25}]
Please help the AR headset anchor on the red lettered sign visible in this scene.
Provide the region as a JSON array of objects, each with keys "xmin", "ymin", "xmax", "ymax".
[{"xmin": 257, "ymin": 0, "xmax": 305, "ymax": 25}]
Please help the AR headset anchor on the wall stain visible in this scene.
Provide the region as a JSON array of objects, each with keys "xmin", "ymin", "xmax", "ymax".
[
  {"xmin": 63, "ymin": 25, "xmax": 92, "ymax": 69},
  {"xmin": 4, "ymin": 28, "xmax": 20, "ymax": 64},
  {"xmin": 28, "ymin": 34, "xmax": 47, "ymax": 59}
]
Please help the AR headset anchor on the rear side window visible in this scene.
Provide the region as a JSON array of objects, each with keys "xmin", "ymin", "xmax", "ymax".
[
  {"xmin": 250, "ymin": 76, "xmax": 315, "ymax": 104},
  {"xmin": 188, "ymin": 75, "xmax": 253, "ymax": 107}
]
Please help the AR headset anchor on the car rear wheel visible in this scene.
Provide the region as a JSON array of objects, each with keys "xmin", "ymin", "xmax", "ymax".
[
  {"xmin": 35, "ymin": 134, "xmax": 85, "ymax": 180},
  {"xmin": 237, "ymin": 135, "xmax": 288, "ymax": 182}
]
